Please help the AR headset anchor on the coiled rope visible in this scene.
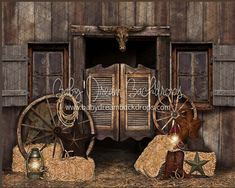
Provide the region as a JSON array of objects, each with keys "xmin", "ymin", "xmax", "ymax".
[{"xmin": 56, "ymin": 93, "xmax": 79, "ymax": 127}]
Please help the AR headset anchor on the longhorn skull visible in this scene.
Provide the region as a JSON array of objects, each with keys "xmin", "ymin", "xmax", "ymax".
[{"xmin": 98, "ymin": 26, "xmax": 146, "ymax": 52}]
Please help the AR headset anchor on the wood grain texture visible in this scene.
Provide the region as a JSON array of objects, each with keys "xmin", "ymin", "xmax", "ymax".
[
  {"xmin": 118, "ymin": 2, "xmax": 135, "ymax": 26},
  {"xmin": 2, "ymin": 45, "xmax": 28, "ymax": 106},
  {"xmin": 72, "ymin": 36, "xmax": 85, "ymax": 94},
  {"xmin": 86, "ymin": 64, "xmax": 119, "ymax": 141},
  {"xmin": 157, "ymin": 37, "xmax": 170, "ymax": 89},
  {"xmin": 102, "ymin": 1, "xmax": 119, "ymax": 26},
  {"xmin": 18, "ymin": 2, "xmax": 34, "ymax": 44},
  {"xmin": 220, "ymin": 107, "xmax": 235, "ymax": 168},
  {"xmin": 203, "ymin": 2, "xmax": 219, "ymax": 43},
  {"xmin": 68, "ymin": 2, "xmax": 85, "ymax": 25},
  {"xmin": 34, "ymin": 2, "xmax": 51, "ymax": 41},
  {"xmin": 52, "ymin": 2, "xmax": 68, "ymax": 41},
  {"xmin": 213, "ymin": 45, "xmax": 235, "ymax": 106},
  {"xmin": 3, "ymin": 2, "xmax": 19, "ymax": 44},
  {"xmin": 85, "ymin": 1, "xmax": 102, "ymax": 26},
  {"xmin": 155, "ymin": 0, "xmax": 169, "ymax": 26},
  {"xmin": 2, "ymin": 108, "xmax": 22, "ymax": 170},
  {"xmin": 187, "ymin": 2, "xmax": 203, "ymax": 41},
  {"xmin": 202, "ymin": 108, "xmax": 221, "ymax": 162},
  {"xmin": 220, "ymin": 2, "xmax": 235, "ymax": 44},
  {"xmin": 136, "ymin": 2, "xmax": 155, "ymax": 26},
  {"xmin": 169, "ymin": 0, "xmax": 187, "ymax": 41}
]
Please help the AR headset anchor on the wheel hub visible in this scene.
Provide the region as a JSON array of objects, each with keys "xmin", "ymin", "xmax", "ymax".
[
  {"xmin": 53, "ymin": 126, "xmax": 62, "ymax": 135},
  {"xmin": 172, "ymin": 111, "xmax": 179, "ymax": 119}
]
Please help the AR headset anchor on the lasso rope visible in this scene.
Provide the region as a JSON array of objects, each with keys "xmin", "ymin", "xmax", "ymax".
[{"xmin": 56, "ymin": 93, "xmax": 79, "ymax": 127}]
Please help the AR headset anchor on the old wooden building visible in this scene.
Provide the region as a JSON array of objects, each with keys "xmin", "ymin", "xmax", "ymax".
[{"xmin": 2, "ymin": 1, "xmax": 235, "ymax": 170}]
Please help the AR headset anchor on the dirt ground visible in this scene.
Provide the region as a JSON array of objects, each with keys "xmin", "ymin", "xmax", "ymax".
[{"xmin": 3, "ymin": 140, "xmax": 235, "ymax": 188}]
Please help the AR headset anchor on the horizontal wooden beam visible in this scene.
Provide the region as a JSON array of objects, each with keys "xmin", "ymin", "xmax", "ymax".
[
  {"xmin": 214, "ymin": 59, "xmax": 235, "ymax": 62},
  {"xmin": 213, "ymin": 90, "xmax": 235, "ymax": 96},
  {"xmin": 2, "ymin": 90, "xmax": 28, "ymax": 96},
  {"xmin": 70, "ymin": 25, "xmax": 170, "ymax": 37}
]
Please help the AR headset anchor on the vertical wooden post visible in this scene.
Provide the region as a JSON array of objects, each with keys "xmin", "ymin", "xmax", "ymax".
[
  {"xmin": 156, "ymin": 36, "xmax": 170, "ymax": 89},
  {"xmin": 72, "ymin": 36, "xmax": 86, "ymax": 103}
]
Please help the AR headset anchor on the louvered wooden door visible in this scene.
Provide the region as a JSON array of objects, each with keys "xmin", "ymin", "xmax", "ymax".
[
  {"xmin": 86, "ymin": 64, "xmax": 155, "ymax": 141},
  {"xmin": 120, "ymin": 64, "xmax": 155, "ymax": 141}
]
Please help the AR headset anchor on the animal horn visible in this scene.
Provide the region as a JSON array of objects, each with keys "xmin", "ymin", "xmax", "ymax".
[
  {"xmin": 98, "ymin": 26, "xmax": 117, "ymax": 33},
  {"xmin": 128, "ymin": 26, "xmax": 146, "ymax": 32}
]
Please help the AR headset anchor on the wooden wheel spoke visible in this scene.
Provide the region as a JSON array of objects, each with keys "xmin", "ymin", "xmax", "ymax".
[
  {"xmin": 77, "ymin": 119, "xmax": 90, "ymax": 125},
  {"xmin": 25, "ymin": 133, "xmax": 52, "ymax": 145},
  {"xmin": 26, "ymin": 131, "xmax": 41, "ymax": 144},
  {"xmin": 178, "ymin": 98, "xmax": 189, "ymax": 111},
  {"xmin": 52, "ymin": 137, "xmax": 57, "ymax": 158},
  {"xmin": 62, "ymin": 119, "xmax": 90, "ymax": 131},
  {"xmin": 30, "ymin": 108, "xmax": 53, "ymax": 129},
  {"xmin": 161, "ymin": 117, "xmax": 173, "ymax": 131},
  {"xmin": 22, "ymin": 124, "xmax": 52, "ymax": 132},
  {"xmin": 74, "ymin": 141, "xmax": 80, "ymax": 150},
  {"xmin": 46, "ymin": 98, "xmax": 57, "ymax": 127},
  {"xmin": 167, "ymin": 95, "xmax": 174, "ymax": 111},
  {"xmin": 156, "ymin": 116, "xmax": 171, "ymax": 122},
  {"xmin": 175, "ymin": 94, "xmax": 179, "ymax": 111},
  {"xmin": 156, "ymin": 110, "xmax": 171, "ymax": 114}
]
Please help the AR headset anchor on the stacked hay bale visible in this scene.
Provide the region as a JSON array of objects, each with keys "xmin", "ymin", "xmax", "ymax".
[{"xmin": 12, "ymin": 144, "xmax": 95, "ymax": 182}]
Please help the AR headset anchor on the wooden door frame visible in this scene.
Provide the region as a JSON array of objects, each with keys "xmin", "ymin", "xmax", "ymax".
[
  {"xmin": 71, "ymin": 25, "xmax": 171, "ymax": 141},
  {"xmin": 71, "ymin": 25, "xmax": 171, "ymax": 97}
]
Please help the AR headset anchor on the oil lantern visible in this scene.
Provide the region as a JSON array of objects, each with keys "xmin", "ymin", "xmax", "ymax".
[
  {"xmin": 26, "ymin": 148, "xmax": 44, "ymax": 179},
  {"xmin": 169, "ymin": 120, "xmax": 180, "ymax": 146}
]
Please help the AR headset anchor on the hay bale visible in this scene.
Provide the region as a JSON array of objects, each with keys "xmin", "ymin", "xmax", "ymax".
[
  {"xmin": 134, "ymin": 135, "xmax": 176, "ymax": 177},
  {"xmin": 184, "ymin": 151, "xmax": 216, "ymax": 177},
  {"xmin": 12, "ymin": 144, "xmax": 63, "ymax": 172},
  {"xmin": 45, "ymin": 157, "xmax": 95, "ymax": 182}
]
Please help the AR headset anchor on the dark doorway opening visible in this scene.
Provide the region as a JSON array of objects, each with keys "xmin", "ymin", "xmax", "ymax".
[{"xmin": 85, "ymin": 38, "xmax": 156, "ymax": 69}]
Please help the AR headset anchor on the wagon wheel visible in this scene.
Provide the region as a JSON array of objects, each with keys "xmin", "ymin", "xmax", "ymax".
[
  {"xmin": 152, "ymin": 94, "xmax": 197, "ymax": 134},
  {"xmin": 17, "ymin": 94, "xmax": 95, "ymax": 159}
]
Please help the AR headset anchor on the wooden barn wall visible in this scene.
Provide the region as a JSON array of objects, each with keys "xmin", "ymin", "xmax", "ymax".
[{"xmin": 2, "ymin": 1, "xmax": 235, "ymax": 170}]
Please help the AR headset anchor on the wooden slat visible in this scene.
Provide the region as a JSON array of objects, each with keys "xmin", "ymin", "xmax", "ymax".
[
  {"xmin": 72, "ymin": 36, "xmax": 85, "ymax": 98},
  {"xmin": 2, "ymin": 90, "xmax": 27, "ymax": 96},
  {"xmin": 34, "ymin": 2, "xmax": 51, "ymax": 41},
  {"xmin": 213, "ymin": 45, "xmax": 235, "ymax": 106},
  {"xmin": 3, "ymin": 2, "xmax": 19, "ymax": 44},
  {"xmin": 120, "ymin": 64, "xmax": 155, "ymax": 141},
  {"xmin": 220, "ymin": 107, "xmax": 235, "ymax": 167},
  {"xmin": 86, "ymin": 64, "xmax": 119, "ymax": 141},
  {"xmin": 157, "ymin": 37, "xmax": 170, "ymax": 88},
  {"xmin": 2, "ymin": 108, "xmax": 21, "ymax": 170},
  {"xmin": 187, "ymin": 2, "xmax": 203, "ymax": 41},
  {"xmin": 155, "ymin": 0, "xmax": 169, "ymax": 26},
  {"xmin": 52, "ymin": 2, "xmax": 68, "ymax": 41},
  {"xmin": 90, "ymin": 77, "xmax": 113, "ymax": 127},
  {"xmin": 214, "ymin": 90, "xmax": 235, "ymax": 96},
  {"xmin": 68, "ymin": 2, "xmax": 85, "ymax": 25},
  {"xmin": 214, "ymin": 45, "xmax": 235, "ymax": 60},
  {"xmin": 71, "ymin": 25, "xmax": 170, "ymax": 37},
  {"xmin": 101, "ymin": 1, "xmax": 118, "ymax": 26},
  {"xmin": 118, "ymin": 2, "xmax": 135, "ymax": 26},
  {"xmin": 169, "ymin": 0, "xmax": 187, "ymax": 41},
  {"xmin": 18, "ymin": 2, "xmax": 34, "ymax": 44},
  {"xmin": 2, "ymin": 45, "xmax": 28, "ymax": 106},
  {"xmin": 85, "ymin": 1, "xmax": 102, "ymax": 26},
  {"xmin": 136, "ymin": 2, "xmax": 155, "ymax": 26},
  {"xmin": 202, "ymin": 107, "xmax": 221, "ymax": 163},
  {"xmin": 203, "ymin": 2, "xmax": 219, "ymax": 42},
  {"xmin": 220, "ymin": 2, "xmax": 235, "ymax": 44},
  {"xmin": 2, "ymin": 45, "xmax": 27, "ymax": 60}
]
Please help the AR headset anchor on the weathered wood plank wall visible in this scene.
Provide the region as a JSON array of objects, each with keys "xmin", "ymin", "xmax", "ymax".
[{"xmin": 2, "ymin": 1, "xmax": 235, "ymax": 170}]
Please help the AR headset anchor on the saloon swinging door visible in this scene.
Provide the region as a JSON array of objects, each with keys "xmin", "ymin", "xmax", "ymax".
[{"xmin": 86, "ymin": 64, "xmax": 155, "ymax": 141}]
